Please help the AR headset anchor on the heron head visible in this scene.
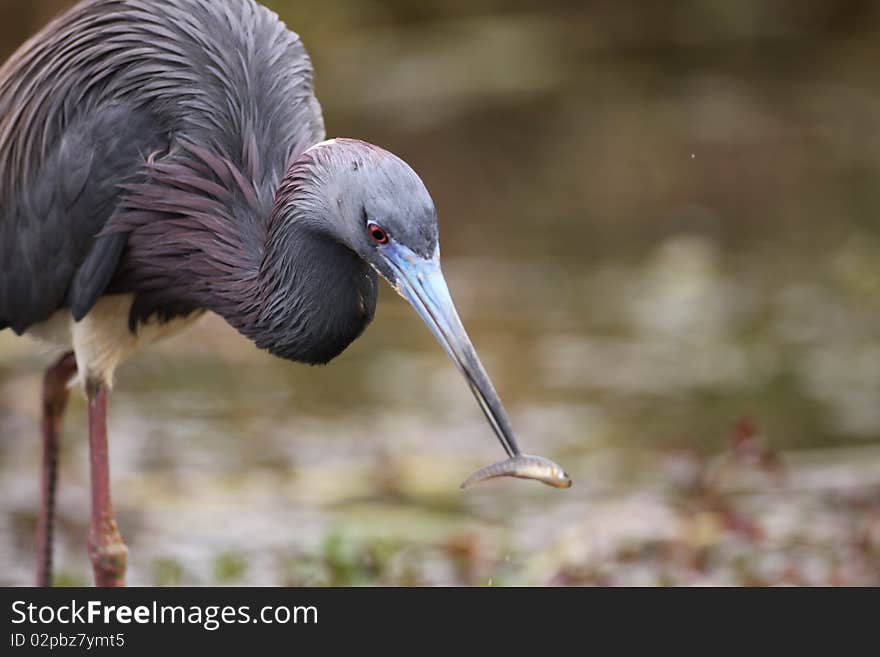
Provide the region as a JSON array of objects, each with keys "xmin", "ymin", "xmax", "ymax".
[
  {"xmin": 285, "ymin": 138, "xmax": 437, "ymax": 270},
  {"xmin": 280, "ymin": 138, "xmax": 521, "ymax": 458}
]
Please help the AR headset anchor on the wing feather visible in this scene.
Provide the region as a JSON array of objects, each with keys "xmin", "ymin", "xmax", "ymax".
[{"xmin": 0, "ymin": 0, "xmax": 325, "ymax": 332}]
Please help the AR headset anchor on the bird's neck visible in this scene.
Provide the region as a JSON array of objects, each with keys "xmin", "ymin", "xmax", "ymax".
[
  {"xmin": 221, "ymin": 219, "xmax": 378, "ymax": 365},
  {"xmin": 113, "ymin": 148, "xmax": 377, "ymax": 364}
]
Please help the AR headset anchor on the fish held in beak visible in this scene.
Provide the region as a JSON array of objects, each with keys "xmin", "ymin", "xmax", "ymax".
[
  {"xmin": 460, "ymin": 454, "xmax": 572, "ymax": 489},
  {"xmin": 380, "ymin": 241, "xmax": 571, "ymax": 490}
]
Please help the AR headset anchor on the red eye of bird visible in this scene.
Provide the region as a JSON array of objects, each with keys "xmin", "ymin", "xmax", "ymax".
[{"xmin": 368, "ymin": 223, "xmax": 388, "ymax": 244}]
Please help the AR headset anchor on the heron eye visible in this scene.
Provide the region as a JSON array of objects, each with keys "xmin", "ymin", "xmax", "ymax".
[{"xmin": 368, "ymin": 223, "xmax": 389, "ymax": 244}]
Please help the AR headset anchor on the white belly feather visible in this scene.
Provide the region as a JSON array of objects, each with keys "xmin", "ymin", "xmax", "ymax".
[{"xmin": 27, "ymin": 294, "xmax": 205, "ymax": 388}]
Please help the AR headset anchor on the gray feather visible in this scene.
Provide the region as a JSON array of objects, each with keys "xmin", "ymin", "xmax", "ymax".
[{"xmin": 0, "ymin": 0, "xmax": 325, "ymax": 332}]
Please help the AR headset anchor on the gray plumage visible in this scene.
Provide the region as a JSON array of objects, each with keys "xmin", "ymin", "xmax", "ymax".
[{"xmin": 0, "ymin": 0, "xmax": 331, "ymax": 353}]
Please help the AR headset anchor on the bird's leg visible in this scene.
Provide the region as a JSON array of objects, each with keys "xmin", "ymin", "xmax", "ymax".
[
  {"xmin": 86, "ymin": 378, "xmax": 127, "ymax": 587},
  {"xmin": 35, "ymin": 352, "xmax": 77, "ymax": 587}
]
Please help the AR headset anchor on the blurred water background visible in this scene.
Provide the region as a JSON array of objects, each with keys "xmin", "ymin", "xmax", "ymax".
[{"xmin": 1, "ymin": 0, "xmax": 879, "ymax": 585}]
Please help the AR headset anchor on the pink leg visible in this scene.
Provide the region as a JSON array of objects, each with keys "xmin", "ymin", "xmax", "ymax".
[
  {"xmin": 35, "ymin": 352, "xmax": 77, "ymax": 587},
  {"xmin": 86, "ymin": 379, "xmax": 127, "ymax": 587}
]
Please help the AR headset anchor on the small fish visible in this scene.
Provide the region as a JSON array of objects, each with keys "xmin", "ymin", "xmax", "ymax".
[{"xmin": 461, "ymin": 454, "xmax": 572, "ymax": 489}]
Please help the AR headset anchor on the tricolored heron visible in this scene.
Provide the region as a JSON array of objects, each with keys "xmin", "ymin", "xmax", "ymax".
[{"xmin": 0, "ymin": 0, "xmax": 528, "ymax": 586}]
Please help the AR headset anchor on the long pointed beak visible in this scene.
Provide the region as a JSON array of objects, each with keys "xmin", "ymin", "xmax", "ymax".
[{"xmin": 382, "ymin": 242, "xmax": 521, "ymax": 457}]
